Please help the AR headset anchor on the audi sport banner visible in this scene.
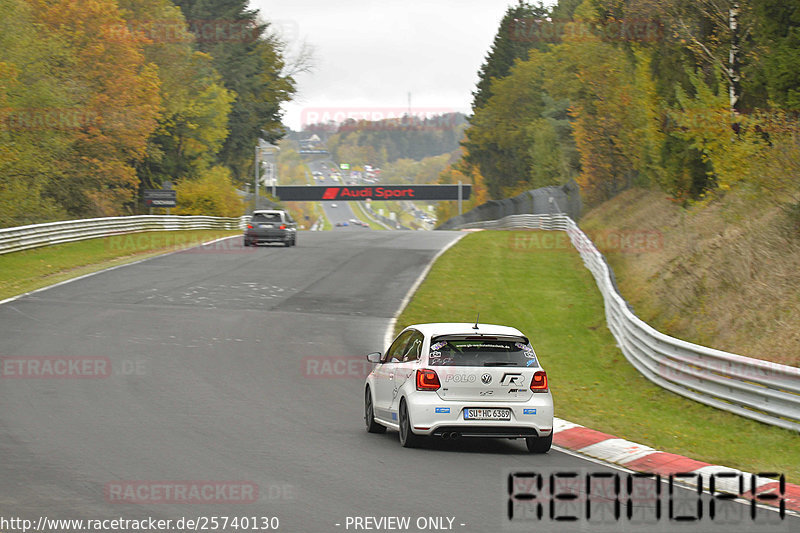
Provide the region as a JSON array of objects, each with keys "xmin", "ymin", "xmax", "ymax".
[{"xmin": 274, "ymin": 184, "xmax": 471, "ymax": 202}]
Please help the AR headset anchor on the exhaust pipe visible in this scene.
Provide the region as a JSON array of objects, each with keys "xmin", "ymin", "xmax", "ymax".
[
  {"xmin": 449, "ymin": 432, "xmax": 460, "ymax": 440},
  {"xmin": 441, "ymin": 433, "xmax": 450, "ymax": 440}
]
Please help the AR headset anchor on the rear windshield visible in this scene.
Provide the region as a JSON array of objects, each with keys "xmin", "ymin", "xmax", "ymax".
[
  {"xmin": 252, "ymin": 213, "xmax": 282, "ymax": 222},
  {"xmin": 428, "ymin": 337, "xmax": 538, "ymax": 367}
]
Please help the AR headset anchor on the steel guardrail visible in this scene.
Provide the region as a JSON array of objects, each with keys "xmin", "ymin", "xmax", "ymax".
[
  {"xmin": 0, "ymin": 215, "xmax": 249, "ymax": 255},
  {"xmin": 455, "ymin": 213, "xmax": 800, "ymax": 432}
]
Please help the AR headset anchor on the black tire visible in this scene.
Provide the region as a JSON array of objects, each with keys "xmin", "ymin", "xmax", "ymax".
[
  {"xmin": 364, "ymin": 388, "xmax": 385, "ymax": 434},
  {"xmin": 292, "ymin": 236, "xmax": 297, "ymax": 246},
  {"xmin": 398, "ymin": 400, "xmax": 422, "ymax": 448},
  {"xmin": 243, "ymin": 238, "xmax": 251, "ymax": 247},
  {"xmin": 525, "ymin": 433, "xmax": 552, "ymax": 453}
]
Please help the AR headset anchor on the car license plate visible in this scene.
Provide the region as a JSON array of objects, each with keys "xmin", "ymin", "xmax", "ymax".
[
  {"xmin": 259, "ymin": 224, "xmax": 273, "ymax": 228},
  {"xmin": 464, "ymin": 408, "xmax": 511, "ymax": 420}
]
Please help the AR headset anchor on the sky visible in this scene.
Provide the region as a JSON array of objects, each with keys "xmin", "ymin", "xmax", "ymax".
[{"xmin": 251, "ymin": 0, "xmax": 543, "ymax": 131}]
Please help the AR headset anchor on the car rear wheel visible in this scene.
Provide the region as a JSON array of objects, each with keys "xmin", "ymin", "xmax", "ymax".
[
  {"xmin": 364, "ymin": 388, "xmax": 385, "ymax": 434},
  {"xmin": 398, "ymin": 400, "xmax": 421, "ymax": 448},
  {"xmin": 243, "ymin": 238, "xmax": 252, "ymax": 247},
  {"xmin": 525, "ymin": 433, "xmax": 552, "ymax": 453}
]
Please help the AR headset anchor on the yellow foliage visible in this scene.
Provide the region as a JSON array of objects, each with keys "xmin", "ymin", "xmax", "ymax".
[
  {"xmin": 172, "ymin": 166, "xmax": 244, "ymax": 217},
  {"xmin": 672, "ymin": 70, "xmax": 771, "ymax": 199}
]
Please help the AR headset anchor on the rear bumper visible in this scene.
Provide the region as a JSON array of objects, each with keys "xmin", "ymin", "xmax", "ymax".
[
  {"xmin": 244, "ymin": 230, "xmax": 293, "ymax": 243},
  {"xmin": 431, "ymin": 426, "xmax": 540, "ymax": 438},
  {"xmin": 404, "ymin": 392, "xmax": 554, "ymax": 438}
]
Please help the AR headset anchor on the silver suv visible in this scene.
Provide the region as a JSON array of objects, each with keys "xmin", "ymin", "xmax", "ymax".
[{"xmin": 243, "ymin": 210, "xmax": 297, "ymax": 247}]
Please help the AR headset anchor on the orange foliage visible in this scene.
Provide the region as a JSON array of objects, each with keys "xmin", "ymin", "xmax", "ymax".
[{"xmin": 27, "ymin": 0, "xmax": 161, "ymax": 215}]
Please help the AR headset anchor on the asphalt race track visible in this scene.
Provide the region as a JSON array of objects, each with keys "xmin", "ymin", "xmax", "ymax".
[
  {"xmin": 321, "ymin": 201, "xmax": 365, "ymax": 229},
  {"xmin": 0, "ymin": 231, "xmax": 794, "ymax": 533}
]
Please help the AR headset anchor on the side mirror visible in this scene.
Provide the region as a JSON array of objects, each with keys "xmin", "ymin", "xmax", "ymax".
[{"xmin": 366, "ymin": 352, "xmax": 381, "ymax": 363}]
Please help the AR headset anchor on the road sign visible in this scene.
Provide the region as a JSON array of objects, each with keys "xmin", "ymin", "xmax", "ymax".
[
  {"xmin": 273, "ymin": 184, "xmax": 471, "ymax": 202},
  {"xmin": 143, "ymin": 189, "xmax": 177, "ymax": 208}
]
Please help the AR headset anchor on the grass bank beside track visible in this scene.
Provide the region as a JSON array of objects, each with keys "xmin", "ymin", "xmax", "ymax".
[
  {"xmin": 318, "ymin": 206, "xmax": 333, "ymax": 230},
  {"xmin": 396, "ymin": 230, "xmax": 800, "ymax": 483},
  {"xmin": 0, "ymin": 230, "xmax": 241, "ymax": 301},
  {"xmin": 349, "ymin": 201, "xmax": 388, "ymax": 230}
]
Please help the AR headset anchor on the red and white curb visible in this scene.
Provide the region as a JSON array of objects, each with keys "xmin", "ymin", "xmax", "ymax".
[{"xmin": 552, "ymin": 418, "xmax": 800, "ymax": 513}]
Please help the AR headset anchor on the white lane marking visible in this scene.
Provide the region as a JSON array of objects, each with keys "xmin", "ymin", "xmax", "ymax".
[
  {"xmin": 383, "ymin": 233, "xmax": 467, "ymax": 350},
  {"xmin": 0, "ymin": 235, "xmax": 238, "ymax": 307}
]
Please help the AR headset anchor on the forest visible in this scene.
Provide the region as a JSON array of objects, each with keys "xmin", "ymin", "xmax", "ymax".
[
  {"xmin": 301, "ymin": 113, "xmax": 468, "ymax": 168},
  {"xmin": 0, "ymin": 0, "xmax": 295, "ymax": 226},
  {"xmin": 441, "ymin": 0, "xmax": 800, "ymax": 226}
]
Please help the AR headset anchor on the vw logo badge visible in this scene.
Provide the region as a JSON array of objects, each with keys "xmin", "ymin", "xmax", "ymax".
[{"xmin": 481, "ymin": 373, "xmax": 492, "ymax": 385}]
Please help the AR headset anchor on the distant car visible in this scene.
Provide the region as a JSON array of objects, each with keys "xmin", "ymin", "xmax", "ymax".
[
  {"xmin": 243, "ymin": 210, "xmax": 297, "ymax": 247},
  {"xmin": 364, "ymin": 323, "xmax": 553, "ymax": 452},
  {"xmin": 330, "ymin": 203, "xmax": 338, "ymax": 208},
  {"xmin": 335, "ymin": 221, "xmax": 350, "ymax": 227}
]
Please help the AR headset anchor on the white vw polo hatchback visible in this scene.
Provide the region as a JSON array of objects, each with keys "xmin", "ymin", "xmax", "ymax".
[{"xmin": 364, "ymin": 323, "xmax": 554, "ymax": 452}]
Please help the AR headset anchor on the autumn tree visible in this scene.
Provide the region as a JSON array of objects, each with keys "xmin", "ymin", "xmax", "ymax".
[
  {"xmin": 0, "ymin": 0, "xmax": 70, "ymax": 226},
  {"xmin": 117, "ymin": 0, "xmax": 234, "ymax": 191},
  {"xmin": 27, "ymin": 0, "xmax": 161, "ymax": 217},
  {"xmin": 464, "ymin": 50, "xmax": 579, "ymax": 198},
  {"xmin": 471, "ymin": 1, "xmax": 551, "ymax": 112},
  {"xmin": 435, "ymin": 151, "xmax": 488, "ymax": 223},
  {"xmin": 172, "ymin": 0, "xmax": 296, "ymax": 182}
]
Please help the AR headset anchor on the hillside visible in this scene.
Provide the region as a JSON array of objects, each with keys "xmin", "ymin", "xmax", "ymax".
[{"xmin": 580, "ymin": 189, "xmax": 800, "ymax": 367}]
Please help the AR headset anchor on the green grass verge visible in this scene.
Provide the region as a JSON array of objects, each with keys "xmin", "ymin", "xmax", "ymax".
[
  {"xmin": 396, "ymin": 230, "xmax": 800, "ymax": 483},
  {"xmin": 318, "ymin": 205, "xmax": 332, "ymax": 231},
  {"xmin": 0, "ymin": 230, "xmax": 241, "ymax": 301},
  {"xmin": 349, "ymin": 201, "xmax": 387, "ymax": 230},
  {"xmin": 373, "ymin": 200, "xmax": 418, "ymax": 229}
]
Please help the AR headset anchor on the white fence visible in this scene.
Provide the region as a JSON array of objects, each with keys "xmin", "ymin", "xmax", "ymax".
[
  {"xmin": 457, "ymin": 213, "xmax": 800, "ymax": 432},
  {"xmin": 0, "ymin": 215, "xmax": 248, "ymax": 255}
]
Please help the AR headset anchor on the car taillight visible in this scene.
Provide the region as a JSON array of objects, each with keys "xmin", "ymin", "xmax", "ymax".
[
  {"xmin": 279, "ymin": 224, "xmax": 286, "ymax": 229},
  {"xmin": 530, "ymin": 371, "xmax": 548, "ymax": 392},
  {"xmin": 416, "ymin": 369, "xmax": 441, "ymax": 391},
  {"xmin": 247, "ymin": 224, "xmax": 253, "ymax": 229}
]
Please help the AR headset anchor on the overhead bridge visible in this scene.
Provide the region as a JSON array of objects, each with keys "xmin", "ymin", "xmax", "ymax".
[{"xmin": 273, "ymin": 184, "xmax": 472, "ymax": 202}]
